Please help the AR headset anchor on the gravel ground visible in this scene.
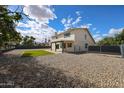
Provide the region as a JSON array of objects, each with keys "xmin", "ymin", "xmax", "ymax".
[{"xmin": 0, "ymin": 49, "xmax": 124, "ymax": 88}]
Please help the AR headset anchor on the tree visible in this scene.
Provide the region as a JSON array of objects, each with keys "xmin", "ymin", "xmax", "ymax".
[
  {"xmin": 21, "ymin": 36, "xmax": 36, "ymax": 47},
  {"xmin": 98, "ymin": 29, "xmax": 124, "ymax": 46},
  {"xmin": 115, "ymin": 29, "xmax": 124, "ymax": 44},
  {"xmin": 0, "ymin": 5, "xmax": 29, "ymax": 49}
]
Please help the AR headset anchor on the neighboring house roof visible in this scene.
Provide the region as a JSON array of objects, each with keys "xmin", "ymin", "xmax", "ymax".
[{"xmin": 52, "ymin": 28, "xmax": 95, "ymax": 44}]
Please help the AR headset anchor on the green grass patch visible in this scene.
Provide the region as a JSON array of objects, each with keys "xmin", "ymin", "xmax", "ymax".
[{"xmin": 22, "ymin": 50, "xmax": 54, "ymax": 57}]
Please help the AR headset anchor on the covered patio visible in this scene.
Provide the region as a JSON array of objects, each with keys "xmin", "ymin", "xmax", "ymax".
[{"xmin": 51, "ymin": 40, "xmax": 74, "ymax": 53}]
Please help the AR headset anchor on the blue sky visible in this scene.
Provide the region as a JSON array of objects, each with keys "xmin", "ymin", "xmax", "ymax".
[
  {"xmin": 50, "ymin": 6, "xmax": 124, "ymax": 32},
  {"xmin": 9, "ymin": 5, "xmax": 124, "ymax": 42}
]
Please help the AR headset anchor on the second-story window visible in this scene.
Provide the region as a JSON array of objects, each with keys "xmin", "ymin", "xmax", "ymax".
[{"xmin": 64, "ymin": 33, "xmax": 70, "ymax": 38}]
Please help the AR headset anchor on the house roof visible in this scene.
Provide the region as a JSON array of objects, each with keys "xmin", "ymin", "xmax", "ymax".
[{"xmin": 52, "ymin": 28, "xmax": 96, "ymax": 44}]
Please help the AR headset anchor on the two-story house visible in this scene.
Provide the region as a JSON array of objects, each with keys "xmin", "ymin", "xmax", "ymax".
[{"xmin": 51, "ymin": 28, "xmax": 95, "ymax": 53}]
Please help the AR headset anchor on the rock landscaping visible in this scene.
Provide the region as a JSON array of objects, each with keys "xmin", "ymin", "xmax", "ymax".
[{"xmin": 0, "ymin": 49, "xmax": 124, "ymax": 88}]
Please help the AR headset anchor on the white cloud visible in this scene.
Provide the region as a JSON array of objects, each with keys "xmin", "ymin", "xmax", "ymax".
[
  {"xmin": 67, "ymin": 17, "xmax": 73, "ymax": 24},
  {"xmin": 61, "ymin": 18, "xmax": 66, "ymax": 24},
  {"xmin": 93, "ymin": 27, "xmax": 124, "ymax": 42},
  {"xmin": 95, "ymin": 37, "xmax": 103, "ymax": 42},
  {"xmin": 17, "ymin": 21, "xmax": 56, "ymax": 43},
  {"xmin": 108, "ymin": 28, "xmax": 123, "ymax": 37},
  {"xmin": 102, "ymin": 34, "xmax": 108, "ymax": 37},
  {"xmin": 100, "ymin": 28, "xmax": 123, "ymax": 39},
  {"xmin": 80, "ymin": 24, "xmax": 92, "ymax": 29},
  {"xmin": 71, "ymin": 12, "xmax": 82, "ymax": 26},
  {"xmin": 96, "ymin": 31, "xmax": 100, "ymax": 34},
  {"xmin": 61, "ymin": 11, "xmax": 82, "ymax": 30},
  {"xmin": 17, "ymin": 22, "xmax": 30, "ymax": 28},
  {"xmin": 16, "ymin": 5, "xmax": 57, "ymax": 43},
  {"xmin": 93, "ymin": 34, "xmax": 100, "ymax": 38},
  {"xmin": 75, "ymin": 11, "xmax": 80, "ymax": 16},
  {"xmin": 61, "ymin": 17, "xmax": 73, "ymax": 30},
  {"xmin": 23, "ymin": 5, "xmax": 57, "ymax": 23},
  {"xmin": 93, "ymin": 30, "xmax": 103, "ymax": 42},
  {"xmin": 93, "ymin": 34, "xmax": 102, "ymax": 42},
  {"xmin": 72, "ymin": 16, "xmax": 82, "ymax": 25}
]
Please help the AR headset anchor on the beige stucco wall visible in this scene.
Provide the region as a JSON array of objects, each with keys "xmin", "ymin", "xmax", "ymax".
[
  {"xmin": 74, "ymin": 29, "xmax": 95, "ymax": 52},
  {"xmin": 64, "ymin": 47, "xmax": 74, "ymax": 52},
  {"xmin": 63, "ymin": 41, "xmax": 74, "ymax": 52},
  {"xmin": 73, "ymin": 29, "xmax": 85, "ymax": 51}
]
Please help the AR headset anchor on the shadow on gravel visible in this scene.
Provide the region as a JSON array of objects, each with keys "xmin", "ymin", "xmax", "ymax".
[{"xmin": 0, "ymin": 55, "xmax": 96, "ymax": 88}]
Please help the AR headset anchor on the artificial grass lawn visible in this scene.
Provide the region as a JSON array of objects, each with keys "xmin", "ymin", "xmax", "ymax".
[{"xmin": 22, "ymin": 50, "xmax": 54, "ymax": 57}]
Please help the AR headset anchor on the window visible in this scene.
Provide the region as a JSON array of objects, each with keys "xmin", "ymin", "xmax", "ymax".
[
  {"xmin": 85, "ymin": 34, "xmax": 87, "ymax": 40},
  {"xmin": 67, "ymin": 43, "xmax": 72, "ymax": 47},
  {"xmin": 64, "ymin": 33, "xmax": 70, "ymax": 38},
  {"xmin": 56, "ymin": 44, "xmax": 59, "ymax": 49},
  {"xmin": 85, "ymin": 43, "xmax": 88, "ymax": 48}
]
